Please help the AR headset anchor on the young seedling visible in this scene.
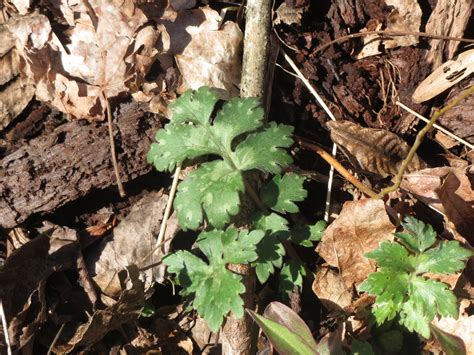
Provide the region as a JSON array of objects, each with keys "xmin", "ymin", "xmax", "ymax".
[
  {"xmin": 358, "ymin": 216, "xmax": 472, "ymax": 338},
  {"xmin": 147, "ymin": 87, "xmax": 325, "ymax": 331}
]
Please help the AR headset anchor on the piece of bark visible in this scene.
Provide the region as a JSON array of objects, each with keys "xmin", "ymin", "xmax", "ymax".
[{"xmin": 0, "ymin": 103, "xmax": 161, "ymax": 228}]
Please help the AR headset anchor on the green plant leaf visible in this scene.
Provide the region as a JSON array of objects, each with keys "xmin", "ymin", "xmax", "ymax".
[
  {"xmin": 168, "ymin": 86, "xmax": 220, "ymax": 125},
  {"xmin": 249, "ymin": 302, "xmax": 318, "ymax": 355},
  {"xmin": 416, "ymin": 241, "xmax": 473, "ymax": 274},
  {"xmin": 395, "ymin": 216, "xmax": 436, "ymax": 253},
  {"xmin": 290, "ymin": 221, "xmax": 327, "ymax": 247},
  {"xmin": 364, "ymin": 241, "xmax": 415, "ymax": 272},
  {"xmin": 174, "ymin": 161, "xmax": 244, "ymax": 230},
  {"xmin": 430, "ymin": 323, "xmax": 467, "ymax": 355},
  {"xmin": 350, "ymin": 339, "xmax": 374, "ymax": 355},
  {"xmin": 147, "ymin": 124, "xmax": 221, "ymax": 171},
  {"xmin": 212, "ymin": 96, "xmax": 264, "ymax": 152},
  {"xmin": 279, "ymin": 259, "xmax": 306, "ymax": 296},
  {"xmin": 148, "ymin": 87, "xmax": 294, "ymax": 230},
  {"xmin": 261, "ymin": 173, "xmax": 307, "ymax": 213},
  {"xmin": 359, "ymin": 217, "xmax": 470, "ymax": 339},
  {"xmin": 252, "ymin": 212, "xmax": 288, "ymax": 283},
  {"xmin": 164, "ymin": 228, "xmax": 264, "ymax": 332},
  {"xmin": 233, "ymin": 122, "xmax": 294, "ymax": 174},
  {"xmin": 358, "ymin": 269, "xmax": 409, "ymax": 324}
]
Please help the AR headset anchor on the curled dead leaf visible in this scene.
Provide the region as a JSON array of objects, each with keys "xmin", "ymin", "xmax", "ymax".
[
  {"xmin": 327, "ymin": 120, "xmax": 423, "ymax": 177},
  {"xmin": 402, "ymin": 167, "xmax": 474, "ymax": 243}
]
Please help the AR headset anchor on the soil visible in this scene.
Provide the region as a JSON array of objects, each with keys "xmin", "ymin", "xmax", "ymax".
[{"xmin": 0, "ymin": 0, "xmax": 472, "ymax": 353}]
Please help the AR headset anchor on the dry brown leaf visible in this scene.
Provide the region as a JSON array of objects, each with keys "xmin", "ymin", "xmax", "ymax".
[
  {"xmin": 87, "ymin": 190, "xmax": 177, "ymax": 298},
  {"xmin": 274, "ymin": 2, "xmax": 303, "ymax": 26},
  {"xmin": 435, "ymin": 131, "xmax": 459, "ymax": 149},
  {"xmin": 0, "ymin": 76, "xmax": 35, "ymax": 129},
  {"xmin": 425, "ymin": 0, "xmax": 473, "ymax": 68},
  {"xmin": 53, "ymin": 266, "xmax": 145, "ymax": 353},
  {"xmin": 384, "ymin": 0, "xmax": 421, "ymax": 49},
  {"xmin": 327, "ymin": 120, "xmax": 423, "ymax": 177},
  {"xmin": 312, "ymin": 265, "xmax": 353, "ymax": 311},
  {"xmin": 316, "ymin": 199, "xmax": 395, "ymax": 288},
  {"xmin": 437, "ymin": 169, "xmax": 474, "ymax": 242},
  {"xmin": 7, "ymin": 3, "xmax": 159, "ymax": 120},
  {"xmin": 0, "ymin": 224, "xmax": 81, "ymax": 352},
  {"xmin": 402, "ymin": 167, "xmax": 474, "ymax": 243},
  {"xmin": 401, "ymin": 167, "xmax": 451, "ymax": 213},
  {"xmin": 174, "ymin": 8, "xmax": 242, "ymax": 98},
  {"xmin": 0, "ymin": 48, "xmax": 19, "ymax": 85},
  {"xmin": 157, "ymin": 6, "xmax": 242, "ymax": 99}
]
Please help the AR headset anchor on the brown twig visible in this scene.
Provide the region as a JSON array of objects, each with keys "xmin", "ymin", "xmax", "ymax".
[
  {"xmin": 104, "ymin": 94, "xmax": 126, "ymax": 197},
  {"xmin": 296, "ymin": 138, "xmax": 378, "ymax": 198},
  {"xmin": 376, "ymin": 85, "xmax": 474, "ymax": 198},
  {"xmin": 313, "ymin": 30, "xmax": 474, "ymax": 56}
]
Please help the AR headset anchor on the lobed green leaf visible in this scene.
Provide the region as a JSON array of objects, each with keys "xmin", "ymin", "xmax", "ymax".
[
  {"xmin": 174, "ymin": 161, "xmax": 244, "ymax": 230},
  {"xmin": 395, "ymin": 216, "xmax": 437, "ymax": 253},
  {"xmin": 260, "ymin": 173, "xmax": 307, "ymax": 213}
]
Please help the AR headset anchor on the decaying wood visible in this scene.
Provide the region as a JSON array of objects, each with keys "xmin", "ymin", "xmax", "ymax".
[
  {"xmin": 327, "ymin": 120, "xmax": 423, "ymax": 178},
  {"xmin": 0, "ymin": 103, "xmax": 161, "ymax": 228}
]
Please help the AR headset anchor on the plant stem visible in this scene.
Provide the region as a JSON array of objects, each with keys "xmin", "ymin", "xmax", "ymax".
[
  {"xmin": 221, "ymin": 0, "xmax": 272, "ymax": 353},
  {"xmin": 313, "ymin": 30, "xmax": 474, "ymax": 56},
  {"xmin": 376, "ymin": 85, "xmax": 474, "ymax": 198},
  {"xmin": 297, "ymin": 138, "xmax": 378, "ymax": 198},
  {"xmin": 105, "ymin": 94, "xmax": 126, "ymax": 197}
]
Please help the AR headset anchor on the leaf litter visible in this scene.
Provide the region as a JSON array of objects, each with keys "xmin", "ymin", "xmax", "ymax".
[{"xmin": 1, "ymin": 0, "xmax": 474, "ymax": 353}]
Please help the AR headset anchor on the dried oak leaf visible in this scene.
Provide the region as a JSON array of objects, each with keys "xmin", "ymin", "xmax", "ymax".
[
  {"xmin": 327, "ymin": 120, "xmax": 423, "ymax": 177},
  {"xmin": 402, "ymin": 167, "xmax": 474, "ymax": 243},
  {"xmin": 316, "ymin": 199, "xmax": 395, "ymax": 288}
]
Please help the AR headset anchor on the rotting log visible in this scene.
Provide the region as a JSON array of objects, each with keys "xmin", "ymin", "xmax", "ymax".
[{"xmin": 0, "ymin": 103, "xmax": 161, "ymax": 228}]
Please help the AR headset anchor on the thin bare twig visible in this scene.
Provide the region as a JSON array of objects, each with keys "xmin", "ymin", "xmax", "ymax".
[
  {"xmin": 377, "ymin": 85, "xmax": 474, "ymax": 198},
  {"xmin": 313, "ymin": 30, "xmax": 474, "ymax": 56},
  {"xmin": 0, "ymin": 300, "xmax": 12, "ymax": 355},
  {"xmin": 104, "ymin": 94, "xmax": 126, "ymax": 197},
  {"xmin": 297, "ymin": 139, "xmax": 378, "ymax": 198},
  {"xmin": 396, "ymin": 101, "xmax": 474, "ymax": 150},
  {"xmin": 47, "ymin": 324, "xmax": 66, "ymax": 355},
  {"xmin": 281, "ymin": 48, "xmax": 339, "ymax": 220},
  {"xmin": 155, "ymin": 164, "xmax": 181, "ymax": 250}
]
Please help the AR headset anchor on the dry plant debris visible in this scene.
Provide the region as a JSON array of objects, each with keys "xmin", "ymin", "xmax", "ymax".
[
  {"xmin": 316, "ymin": 199, "xmax": 395, "ymax": 288},
  {"xmin": 0, "ymin": 0, "xmax": 473, "ymax": 353},
  {"xmin": 327, "ymin": 120, "xmax": 424, "ymax": 177}
]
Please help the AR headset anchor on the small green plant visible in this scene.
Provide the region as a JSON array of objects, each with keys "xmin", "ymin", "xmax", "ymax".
[
  {"xmin": 147, "ymin": 87, "xmax": 325, "ymax": 331},
  {"xmin": 358, "ymin": 216, "xmax": 472, "ymax": 338}
]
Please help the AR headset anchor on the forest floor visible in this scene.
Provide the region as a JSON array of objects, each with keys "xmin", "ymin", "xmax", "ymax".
[{"xmin": 0, "ymin": 0, "xmax": 473, "ymax": 353}]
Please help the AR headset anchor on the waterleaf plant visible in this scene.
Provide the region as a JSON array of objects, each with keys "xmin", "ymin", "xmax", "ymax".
[
  {"xmin": 148, "ymin": 87, "xmax": 322, "ymax": 331},
  {"xmin": 358, "ymin": 216, "xmax": 472, "ymax": 338}
]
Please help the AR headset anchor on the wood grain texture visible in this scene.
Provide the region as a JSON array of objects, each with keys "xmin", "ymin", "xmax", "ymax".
[{"xmin": 0, "ymin": 103, "xmax": 161, "ymax": 228}]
